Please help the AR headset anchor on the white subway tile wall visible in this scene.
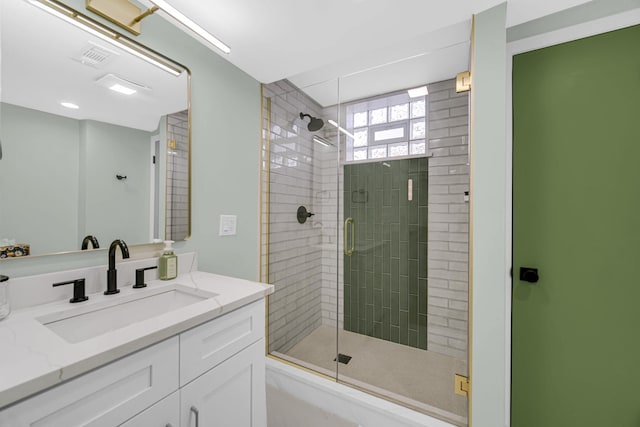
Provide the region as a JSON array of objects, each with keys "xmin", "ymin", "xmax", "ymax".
[
  {"xmin": 426, "ymin": 79, "xmax": 469, "ymax": 359},
  {"xmin": 262, "ymin": 81, "xmax": 330, "ymax": 353}
]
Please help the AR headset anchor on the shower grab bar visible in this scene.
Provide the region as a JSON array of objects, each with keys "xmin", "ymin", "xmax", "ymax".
[{"xmin": 344, "ymin": 217, "xmax": 355, "ymax": 256}]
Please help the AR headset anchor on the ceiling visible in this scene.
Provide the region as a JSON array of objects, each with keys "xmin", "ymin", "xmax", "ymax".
[
  {"xmin": 1, "ymin": 0, "xmax": 595, "ymax": 123},
  {"xmin": 138, "ymin": 0, "xmax": 593, "ymax": 105}
]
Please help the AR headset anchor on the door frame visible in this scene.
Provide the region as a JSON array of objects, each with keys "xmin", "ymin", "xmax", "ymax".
[{"xmin": 505, "ymin": 8, "xmax": 640, "ymax": 426}]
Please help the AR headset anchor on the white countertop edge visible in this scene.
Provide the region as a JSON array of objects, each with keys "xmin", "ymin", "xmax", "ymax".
[{"xmin": 0, "ymin": 270, "xmax": 273, "ymax": 409}]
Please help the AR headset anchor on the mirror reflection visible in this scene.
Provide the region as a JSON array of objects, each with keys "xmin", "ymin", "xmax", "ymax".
[{"xmin": 0, "ymin": 0, "xmax": 190, "ymax": 258}]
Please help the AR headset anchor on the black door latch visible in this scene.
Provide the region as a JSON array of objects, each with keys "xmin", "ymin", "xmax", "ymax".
[{"xmin": 519, "ymin": 267, "xmax": 539, "ymax": 283}]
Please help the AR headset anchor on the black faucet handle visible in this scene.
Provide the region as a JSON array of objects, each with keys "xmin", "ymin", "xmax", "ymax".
[
  {"xmin": 134, "ymin": 266, "xmax": 158, "ymax": 289},
  {"xmin": 53, "ymin": 278, "xmax": 88, "ymax": 303}
]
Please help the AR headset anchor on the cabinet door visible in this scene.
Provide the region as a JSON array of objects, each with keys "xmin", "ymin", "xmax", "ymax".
[
  {"xmin": 119, "ymin": 391, "xmax": 179, "ymax": 427},
  {"xmin": 180, "ymin": 339, "xmax": 266, "ymax": 427},
  {"xmin": 0, "ymin": 337, "xmax": 179, "ymax": 427}
]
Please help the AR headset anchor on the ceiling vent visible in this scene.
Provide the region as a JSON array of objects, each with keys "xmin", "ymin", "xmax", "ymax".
[{"xmin": 76, "ymin": 42, "xmax": 119, "ymax": 68}]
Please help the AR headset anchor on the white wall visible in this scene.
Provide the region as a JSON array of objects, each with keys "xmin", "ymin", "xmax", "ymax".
[
  {"xmin": 470, "ymin": 3, "xmax": 509, "ymax": 427},
  {"xmin": 0, "ymin": 104, "xmax": 151, "ymax": 255},
  {"xmin": 0, "ymin": 103, "xmax": 79, "ymax": 255},
  {"xmin": 81, "ymin": 120, "xmax": 151, "ymax": 246}
]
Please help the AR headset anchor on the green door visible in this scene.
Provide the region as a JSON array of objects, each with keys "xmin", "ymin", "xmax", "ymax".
[{"xmin": 512, "ymin": 24, "xmax": 640, "ymax": 426}]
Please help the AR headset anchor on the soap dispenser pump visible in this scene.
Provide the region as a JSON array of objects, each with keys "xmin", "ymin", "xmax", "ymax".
[{"xmin": 158, "ymin": 240, "xmax": 178, "ymax": 280}]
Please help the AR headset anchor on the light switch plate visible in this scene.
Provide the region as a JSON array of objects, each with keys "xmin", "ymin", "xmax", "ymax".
[{"xmin": 219, "ymin": 215, "xmax": 237, "ymax": 236}]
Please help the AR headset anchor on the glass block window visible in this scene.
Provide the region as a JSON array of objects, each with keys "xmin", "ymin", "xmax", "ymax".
[
  {"xmin": 369, "ymin": 108, "xmax": 387, "ymax": 125},
  {"xmin": 345, "ymin": 89, "xmax": 427, "ymax": 162},
  {"xmin": 354, "ymin": 129, "xmax": 368, "ymax": 147},
  {"xmin": 389, "ymin": 104, "xmax": 409, "ymax": 121}
]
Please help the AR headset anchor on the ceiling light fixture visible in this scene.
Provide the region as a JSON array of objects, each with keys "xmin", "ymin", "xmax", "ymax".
[
  {"xmin": 407, "ymin": 85, "xmax": 428, "ymax": 98},
  {"xmin": 328, "ymin": 120, "xmax": 355, "ymax": 139},
  {"xmin": 95, "ymin": 74, "xmax": 149, "ymax": 95},
  {"xmin": 148, "ymin": 0, "xmax": 231, "ymax": 54},
  {"xmin": 28, "ymin": 0, "xmax": 183, "ymax": 76},
  {"xmin": 109, "ymin": 84, "xmax": 137, "ymax": 95},
  {"xmin": 60, "ymin": 101, "xmax": 80, "ymax": 109}
]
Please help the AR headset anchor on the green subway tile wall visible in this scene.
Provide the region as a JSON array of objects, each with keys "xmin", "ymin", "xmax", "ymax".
[{"xmin": 344, "ymin": 158, "xmax": 428, "ymax": 349}]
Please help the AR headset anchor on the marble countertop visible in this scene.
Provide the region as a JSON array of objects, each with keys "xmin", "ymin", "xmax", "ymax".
[{"xmin": 0, "ymin": 270, "xmax": 273, "ymax": 409}]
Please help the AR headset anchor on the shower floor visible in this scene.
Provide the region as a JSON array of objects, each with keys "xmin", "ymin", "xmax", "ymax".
[{"xmin": 275, "ymin": 325, "xmax": 468, "ymax": 426}]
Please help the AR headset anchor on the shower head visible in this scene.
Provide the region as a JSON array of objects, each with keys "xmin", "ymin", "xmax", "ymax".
[{"xmin": 299, "ymin": 112, "xmax": 324, "ymax": 132}]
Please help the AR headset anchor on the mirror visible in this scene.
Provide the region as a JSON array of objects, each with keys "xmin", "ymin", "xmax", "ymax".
[{"xmin": 0, "ymin": 0, "xmax": 190, "ymax": 258}]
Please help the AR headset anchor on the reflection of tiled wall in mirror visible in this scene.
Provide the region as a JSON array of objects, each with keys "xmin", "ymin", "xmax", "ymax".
[{"xmin": 166, "ymin": 110, "xmax": 189, "ymax": 241}]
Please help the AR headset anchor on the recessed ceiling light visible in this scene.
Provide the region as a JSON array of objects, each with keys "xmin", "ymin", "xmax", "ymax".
[
  {"xmin": 60, "ymin": 102, "xmax": 80, "ymax": 109},
  {"xmin": 109, "ymin": 83, "xmax": 137, "ymax": 95},
  {"xmin": 95, "ymin": 74, "xmax": 149, "ymax": 95},
  {"xmin": 407, "ymin": 85, "xmax": 428, "ymax": 98}
]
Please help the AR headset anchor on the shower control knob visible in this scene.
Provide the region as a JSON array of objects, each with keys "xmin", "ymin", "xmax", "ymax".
[
  {"xmin": 519, "ymin": 267, "xmax": 539, "ymax": 283},
  {"xmin": 297, "ymin": 206, "xmax": 314, "ymax": 224}
]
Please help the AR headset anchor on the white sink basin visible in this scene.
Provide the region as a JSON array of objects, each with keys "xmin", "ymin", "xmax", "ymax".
[{"xmin": 38, "ymin": 285, "xmax": 217, "ymax": 343}]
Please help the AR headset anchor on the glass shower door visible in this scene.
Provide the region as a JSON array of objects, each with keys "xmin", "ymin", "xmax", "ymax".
[
  {"xmin": 262, "ymin": 46, "xmax": 471, "ymax": 427},
  {"xmin": 261, "ymin": 78, "xmax": 341, "ymax": 381}
]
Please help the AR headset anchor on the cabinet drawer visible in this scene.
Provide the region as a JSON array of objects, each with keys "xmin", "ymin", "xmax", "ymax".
[
  {"xmin": 0, "ymin": 337, "xmax": 179, "ymax": 427},
  {"xmin": 119, "ymin": 391, "xmax": 179, "ymax": 427},
  {"xmin": 180, "ymin": 300, "xmax": 264, "ymax": 386}
]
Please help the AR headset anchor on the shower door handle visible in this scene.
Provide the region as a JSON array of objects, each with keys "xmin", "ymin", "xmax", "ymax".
[{"xmin": 344, "ymin": 217, "xmax": 355, "ymax": 256}]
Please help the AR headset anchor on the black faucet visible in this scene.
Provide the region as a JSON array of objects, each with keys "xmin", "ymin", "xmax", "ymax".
[
  {"xmin": 81, "ymin": 235, "xmax": 100, "ymax": 250},
  {"xmin": 105, "ymin": 239, "xmax": 130, "ymax": 295}
]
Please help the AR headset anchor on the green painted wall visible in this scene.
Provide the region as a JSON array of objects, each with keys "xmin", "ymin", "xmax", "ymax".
[
  {"xmin": 344, "ymin": 158, "xmax": 428, "ymax": 349},
  {"xmin": 0, "ymin": 1, "xmax": 261, "ymax": 280}
]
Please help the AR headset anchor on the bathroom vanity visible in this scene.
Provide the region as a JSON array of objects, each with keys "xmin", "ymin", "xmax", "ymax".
[{"xmin": 0, "ymin": 254, "xmax": 273, "ymax": 426}]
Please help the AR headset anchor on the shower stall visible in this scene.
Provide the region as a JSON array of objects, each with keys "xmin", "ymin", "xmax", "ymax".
[{"xmin": 261, "ymin": 53, "xmax": 470, "ymax": 426}]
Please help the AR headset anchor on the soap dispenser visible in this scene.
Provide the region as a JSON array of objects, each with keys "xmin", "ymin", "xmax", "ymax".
[{"xmin": 158, "ymin": 240, "xmax": 178, "ymax": 280}]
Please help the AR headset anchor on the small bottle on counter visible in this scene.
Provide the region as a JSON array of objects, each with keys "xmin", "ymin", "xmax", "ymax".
[{"xmin": 158, "ymin": 240, "xmax": 178, "ymax": 280}]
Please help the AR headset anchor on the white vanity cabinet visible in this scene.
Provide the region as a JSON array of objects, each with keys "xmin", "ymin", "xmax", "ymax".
[
  {"xmin": 0, "ymin": 299, "xmax": 266, "ymax": 427},
  {"xmin": 0, "ymin": 337, "xmax": 180, "ymax": 427}
]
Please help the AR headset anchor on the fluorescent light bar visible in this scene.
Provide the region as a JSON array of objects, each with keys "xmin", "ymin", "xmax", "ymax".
[
  {"xmin": 149, "ymin": 0, "xmax": 231, "ymax": 54},
  {"xmin": 28, "ymin": 0, "xmax": 183, "ymax": 76},
  {"xmin": 328, "ymin": 120, "xmax": 355, "ymax": 139},
  {"xmin": 312, "ymin": 136, "xmax": 330, "ymax": 147},
  {"xmin": 109, "ymin": 84, "xmax": 137, "ymax": 95},
  {"xmin": 60, "ymin": 101, "xmax": 80, "ymax": 109},
  {"xmin": 407, "ymin": 85, "xmax": 428, "ymax": 98}
]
